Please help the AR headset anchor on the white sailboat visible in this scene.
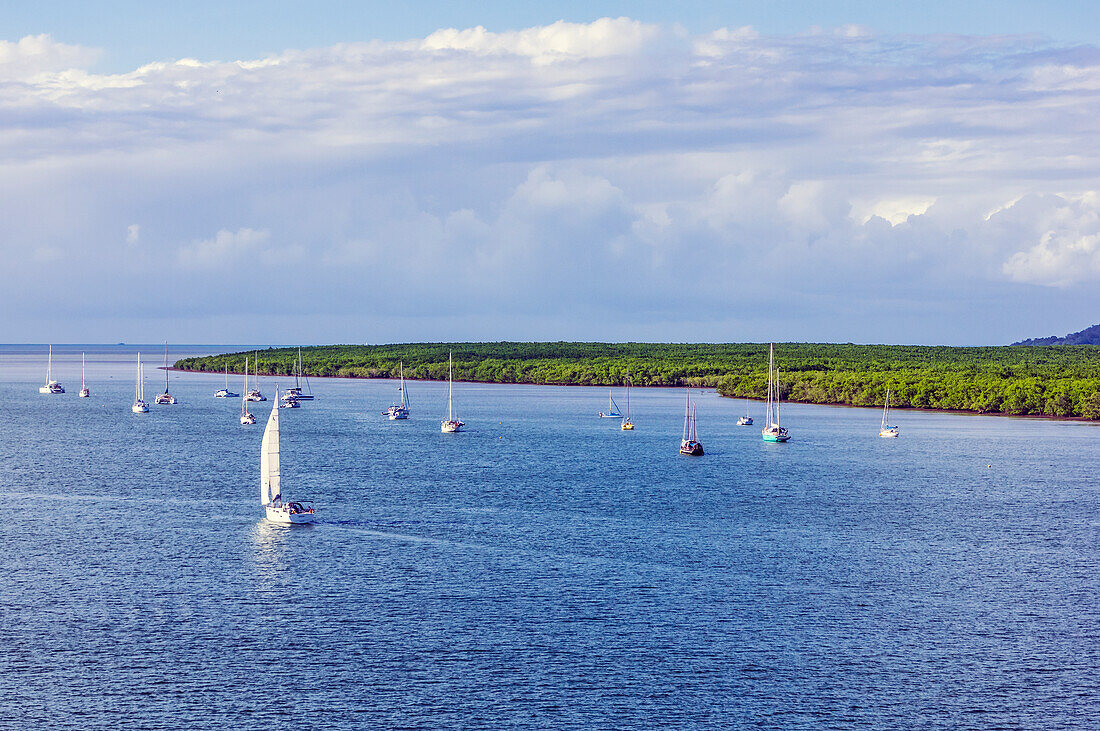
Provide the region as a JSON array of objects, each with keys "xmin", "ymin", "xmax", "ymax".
[
  {"xmin": 131, "ymin": 353, "xmax": 149, "ymax": 413},
  {"xmin": 214, "ymin": 362, "xmax": 238, "ymax": 398},
  {"xmin": 155, "ymin": 341, "xmax": 176, "ymax": 404},
  {"xmin": 240, "ymin": 357, "xmax": 256, "ymax": 424},
  {"xmin": 679, "ymin": 389, "xmax": 703, "ymax": 455},
  {"xmin": 762, "ymin": 343, "xmax": 790, "ymax": 442},
  {"xmin": 261, "ymin": 387, "xmax": 315, "ymax": 524},
  {"xmin": 620, "ymin": 372, "xmax": 635, "ymax": 430},
  {"xmin": 441, "ymin": 352, "xmax": 464, "ymax": 433},
  {"xmin": 39, "ymin": 345, "xmax": 65, "ymax": 394},
  {"xmin": 285, "ymin": 347, "xmax": 314, "ymax": 401},
  {"xmin": 246, "ymin": 355, "xmax": 265, "ymax": 401},
  {"xmin": 385, "ymin": 361, "xmax": 410, "ymax": 419},
  {"xmin": 598, "ymin": 389, "xmax": 622, "ymax": 418},
  {"xmin": 879, "ymin": 389, "xmax": 900, "ymax": 438},
  {"xmin": 78, "ymin": 352, "xmax": 91, "ymax": 398}
]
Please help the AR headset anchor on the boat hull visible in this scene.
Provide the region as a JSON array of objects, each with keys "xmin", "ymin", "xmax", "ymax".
[
  {"xmin": 762, "ymin": 434, "xmax": 790, "ymax": 442},
  {"xmin": 441, "ymin": 420, "xmax": 464, "ymax": 433},
  {"xmin": 265, "ymin": 505, "xmax": 315, "ymax": 524},
  {"xmin": 680, "ymin": 441, "xmax": 704, "ymax": 456},
  {"xmin": 132, "ymin": 402, "xmax": 148, "ymax": 413},
  {"xmin": 737, "ymin": 417, "xmax": 753, "ymax": 426},
  {"xmin": 621, "ymin": 422, "xmax": 635, "ymax": 430},
  {"xmin": 155, "ymin": 394, "xmax": 176, "ymax": 405},
  {"xmin": 879, "ymin": 428, "xmax": 900, "ymax": 438},
  {"xmin": 78, "ymin": 389, "xmax": 90, "ymax": 398}
]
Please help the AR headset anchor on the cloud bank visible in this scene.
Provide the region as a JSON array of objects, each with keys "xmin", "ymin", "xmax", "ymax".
[{"xmin": 1, "ymin": 20, "xmax": 1098, "ymax": 343}]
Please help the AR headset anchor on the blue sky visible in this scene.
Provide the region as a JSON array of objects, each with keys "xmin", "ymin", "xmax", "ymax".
[{"xmin": 1, "ymin": 4, "xmax": 1098, "ymax": 344}]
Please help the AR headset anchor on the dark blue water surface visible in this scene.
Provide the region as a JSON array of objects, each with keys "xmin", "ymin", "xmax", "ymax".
[{"xmin": 2, "ymin": 346, "xmax": 1098, "ymax": 729}]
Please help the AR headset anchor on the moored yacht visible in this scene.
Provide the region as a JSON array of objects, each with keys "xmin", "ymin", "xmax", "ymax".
[
  {"xmin": 246, "ymin": 356, "xmax": 265, "ymax": 401},
  {"xmin": 598, "ymin": 389, "xmax": 622, "ymax": 418},
  {"xmin": 214, "ymin": 363, "xmax": 238, "ymax": 398},
  {"xmin": 261, "ymin": 387, "xmax": 316, "ymax": 524},
  {"xmin": 441, "ymin": 352, "xmax": 464, "ymax": 433},
  {"xmin": 285, "ymin": 347, "xmax": 314, "ymax": 401},
  {"xmin": 737, "ymin": 415, "xmax": 753, "ymax": 426},
  {"xmin": 620, "ymin": 371, "xmax": 635, "ymax": 430},
  {"xmin": 385, "ymin": 361, "xmax": 411, "ymax": 419},
  {"xmin": 679, "ymin": 389, "xmax": 703, "ymax": 455},
  {"xmin": 154, "ymin": 341, "xmax": 177, "ymax": 405},
  {"xmin": 761, "ymin": 344, "xmax": 790, "ymax": 443},
  {"xmin": 39, "ymin": 345, "xmax": 64, "ymax": 394},
  {"xmin": 240, "ymin": 359, "xmax": 256, "ymax": 424},
  {"xmin": 879, "ymin": 389, "xmax": 900, "ymax": 438},
  {"xmin": 132, "ymin": 353, "xmax": 149, "ymax": 413},
  {"xmin": 78, "ymin": 352, "xmax": 91, "ymax": 398}
]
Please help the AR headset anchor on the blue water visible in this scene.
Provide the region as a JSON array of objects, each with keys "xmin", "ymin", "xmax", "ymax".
[{"xmin": 2, "ymin": 346, "xmax": 1098, "ymax": 729}]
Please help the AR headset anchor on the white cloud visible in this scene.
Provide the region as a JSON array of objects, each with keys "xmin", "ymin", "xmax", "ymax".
[
  {"xmin": 0, "ymin": 19, "xmax": 1098, "ymax": 343},
  {"xmin": 1000, "ymin": 193, "xmax": 1100, "ymax": 286},
  {"xmin": 176, "ymin": 228, "xmax": 272, "ymax": 269}
]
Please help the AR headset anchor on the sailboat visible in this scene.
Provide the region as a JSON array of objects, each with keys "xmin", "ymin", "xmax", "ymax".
[
  {"xmin": 261, "ymin": 387, "xmax": 315, "ymax": 524},
  {"xmin": 679, "ymin": 389, "xmax": 703, "ymax": 455},
  {"xmin": 598, "ymin": 390, "xmax": 622, "ymax": 418},
  {"xmin": 155, "ymin": 341, "xmax": 176, "ymax": 404},
  {"xmin": 246, "ymin": 355, "xmax": 265, "ymax": 401},
  {"xmin": 39, "ymin": 345, "xmax": 65, "ymax": 394},
  {"xmin": 762, "ymin": 343, "xmax": 790, "ymax": 442},
  {"xmin": 214, "ymin": 362, "xmax": 239, "ymax": 398},
  {"xmin": 78, "ymin": 352, "xmax": 91, "ymax": 398},
  {"xmin": 285, "ymin": 347, "xmax": 314, "ymax": 401},
  {"xmin": 240, "ymin": 358, "xmax": 256, "ymax": 424},
  {"xmin": 131, "ymin": 353, "xmax": 149, "ymax": 413},
  {"xmin": 385, "ymin": 361, "xmax": 410, "ymax": 419},
  {"xmin": 879, "ymin": 389, "xmax": 900, "ymax": 438},
  {"xmin": 736, "ymin": 414, "xmax": 753, "ymax": 426},
  {"xmin": 620, "ymin": 372, "xmax": 635, "ymax": 430},
  {"xmin": 441, "ymin": 352, "xmax": 464, "ymax": 433}
]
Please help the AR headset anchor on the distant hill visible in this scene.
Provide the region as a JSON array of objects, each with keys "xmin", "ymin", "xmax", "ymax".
[{"xmin": 1014, "ymin": 323, "xmax": 1100, "ymax": 346}]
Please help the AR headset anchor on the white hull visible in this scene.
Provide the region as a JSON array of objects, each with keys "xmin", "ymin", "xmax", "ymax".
[
  {"xmin": 214, "ymin": 390, "xmax": 238, "ymax": 398},
  {"xmin": 737, "ymin": 416, "xmax": 753, "ymax": 426},
  {"xmin": 132, "ymin": 401, "xmax": 149, "ymax": 413},
  {"xmin": 441, "ymin": 420, "xmax": 463, "ymax": 433},
  {"xmin": 78, "ymin": 388, "xmax": 90, "ymax": 398},
  {"xmin": 39, "ymin": 383, "xmax": 64, "ymax": 394},
  {"xmin": 246, "ymin": 391, "xmax": 266, "ymax": 402},
  {"xmin": 389, "ymin": 411, "xmax": 409, "ymax": 420},
  {"xmin": 241, "ymin": 414, "xmax": 256, "ymax": 425},
  {"xmin": 265, "ymin": 504, "xmax": 315, "ymax": 524},
  {"xmin": 879, "ymin": 428, "xmax": 900, "ymax": 438},
  {"xmin": 598, "ymin": 413, "xmax": 621, "ymax": 418},
  {"xmin": 155, "ymin": 394, "xmax": 176, "ymax": 405}
]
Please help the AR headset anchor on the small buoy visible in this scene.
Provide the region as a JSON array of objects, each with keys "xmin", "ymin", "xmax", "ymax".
[{"xmin": 987, "ymin": 464, "xmax": 992, "ymax": 468}]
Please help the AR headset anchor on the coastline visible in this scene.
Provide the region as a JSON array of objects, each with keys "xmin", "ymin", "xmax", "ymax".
[{"xmin": 168, "ymin": 366, "xmax": 1097, "ymax": 423}]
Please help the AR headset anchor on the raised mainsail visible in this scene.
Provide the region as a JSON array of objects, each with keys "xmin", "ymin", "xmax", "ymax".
[{"xmin": 261, "ymin": 388, "xmax": 281, "ymax": 506}]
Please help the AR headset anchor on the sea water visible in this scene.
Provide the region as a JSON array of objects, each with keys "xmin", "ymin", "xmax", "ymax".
[{"xmin": 1, "ymin": 345, "xmax": 1097, "ymax": 729}]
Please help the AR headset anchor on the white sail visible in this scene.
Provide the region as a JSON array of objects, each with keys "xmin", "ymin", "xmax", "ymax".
[
  {"xmin": 261, "ymin": 388, "xmax": 281, "ymax": 505},
  {"xmin": 135, "ymin": 353, "xmax": 143, "ymax": 401}
]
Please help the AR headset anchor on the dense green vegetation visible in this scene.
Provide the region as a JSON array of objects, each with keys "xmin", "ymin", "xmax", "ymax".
[{"xmin": 176, "ymin": 342, "xmax": 1100, "ymax": 419}]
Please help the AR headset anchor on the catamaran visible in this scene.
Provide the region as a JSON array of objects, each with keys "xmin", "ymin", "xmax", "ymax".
[
  {"xmin": 441, "ymin": 352, "xmax": 464, "ymax": 433},
  {"xmin": 155, "ymin": 342, "xmax": 176, "ymax": 404},
  {"xmin": 261, "ymin": 387, "xmax": 315, "ymax": 524},
  {"xmin": 620, "ymin": 372, "xmax": 635, "ymax": 430},
  {"xmin": 598, "ymin": 390, "xmax": 622, "ymax": 418},
  {"xmin": 246, "ymin": 356, "xmax": 265, "ymax": 401},
  {"xmin": 385, "ymin": 361, "xmax": 410, "ymax": 419},
  {"xmin": 214, "ymin": 363, "xmax": 238, "ymax": 398},
  {"xmin": 679, "ymin": 389, "xmax": 703, "ymax": 455},
  {"xmin": 879, "ymin": 389, "xmax": 900, "ymax": 438},
  {"xmin": 39, "ymin": 345, "xmax": 64, "ymax": 394},
  {"xmin": 132, "ymin": 353, "xmax": 149, "ymax": 413},
  {"xmin": 78, "ymin": 352, "xmax": 90, "ymax": 398},
  {"xmin": 285, "ymin": 347, "xmax": 314, "ymax": 401},
  {"xmin": 240, "ymin": 359, "xmax": 256, "ymax": 424},
  {"xmin": 762, "ymin": 343, "xmax": 790, "ymax": 442}
]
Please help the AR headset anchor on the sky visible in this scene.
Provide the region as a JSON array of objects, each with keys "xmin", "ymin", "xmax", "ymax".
[{"xmin": 2, "ymin": 3, "xmax": 1099, "ymax": 345}]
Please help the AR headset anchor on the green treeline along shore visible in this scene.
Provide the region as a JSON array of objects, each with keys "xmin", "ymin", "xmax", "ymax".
[{"xmin": 175, "ymin": 342, "xmax": 1100, "ymax": 420}]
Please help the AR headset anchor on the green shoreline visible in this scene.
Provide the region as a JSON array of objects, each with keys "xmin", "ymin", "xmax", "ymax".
[{"xmin": 174, "ymin": 342, "xmax": 1100, "ymax": 420}]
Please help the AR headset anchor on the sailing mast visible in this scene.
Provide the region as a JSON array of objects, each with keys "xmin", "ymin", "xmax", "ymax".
[{"xmin": 447, "ymin": 352, "xmax": 454, "ymax": 422}]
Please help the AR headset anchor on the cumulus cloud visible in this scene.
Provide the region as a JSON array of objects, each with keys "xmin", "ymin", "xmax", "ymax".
[{"xmin": 0, "ymin": 20, "xmax": 1098, "ymax": 342}]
